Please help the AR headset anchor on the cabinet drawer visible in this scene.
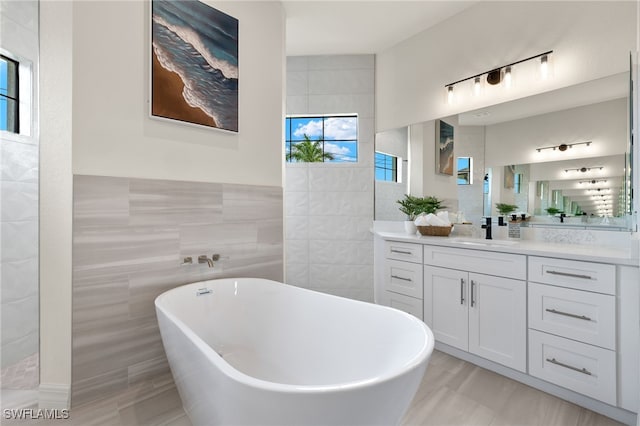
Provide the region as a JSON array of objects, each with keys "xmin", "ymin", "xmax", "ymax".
[
  {"xmin": 387, "ymin": 291, "xmax": 423, "ymax": 320},
  {"xmin": 384, "ymin": 259, "xmax": 423, "ymax": 299},
  {"xmin": 529, "ymin": 283, "xmax": 615, "ymax": 350},
  {"xmin": 528, "ymin": 257, "xmax": 615, "ymax": 295},
  {"xmin": 529, "ymin": 329, "xmax": 616, "ymax": 405},
  {"xmin": 423, "ymin": 245, "xmax": 526, "ymax": 280},
  {"xmin": 385, "ymin": 241, "xmax": 423, "ymax": 263}
]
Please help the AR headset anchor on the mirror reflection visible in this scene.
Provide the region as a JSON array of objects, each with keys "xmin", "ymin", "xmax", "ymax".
[{"xmin": 374, "ymin": 72, "xmax": 633, "ymax": 230}]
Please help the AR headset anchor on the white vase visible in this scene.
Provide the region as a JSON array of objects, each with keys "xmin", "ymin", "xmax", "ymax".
[{"xmin": 404, "ymin": 221, "xmax": 417, "ymax": 235}]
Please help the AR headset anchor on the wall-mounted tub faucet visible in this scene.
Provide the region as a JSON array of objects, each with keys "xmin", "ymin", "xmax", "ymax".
[
  {"xmin": 197, "ymin": 254, "xmax": 221, "ymax": 268},
  {"xmin": 199, "ymin": 255, "xmax": 215, "ymax": 268}
]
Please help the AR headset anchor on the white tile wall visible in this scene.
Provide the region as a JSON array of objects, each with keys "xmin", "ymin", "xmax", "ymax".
[
  {"xmin": 284, "ymin": 55, "xmax": 375, "ymax": 302},
  {"xmin": 1, "ymin": 0, "xmax": 39, "ymax": 371}
]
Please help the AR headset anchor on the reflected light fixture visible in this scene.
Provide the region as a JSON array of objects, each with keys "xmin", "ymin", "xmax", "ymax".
[
  {"xmin": 564, "ymin": 166, "xmax": 603, "ymax": 173},
  {"xmin": 579, "ymin": 179, "xmax": 607, "ymax": 185},
  {"xmin": 536, "ymin": 141, "xmax": 591, "ymax": 153},
  {"xmin": 444, "ymin": 50, "xmax": 552, "ymax": 101}
]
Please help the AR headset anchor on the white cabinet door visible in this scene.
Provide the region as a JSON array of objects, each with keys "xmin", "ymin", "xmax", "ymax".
[
  {"xmin": 425, "ymin": 266, "xmax": 468, "ymax": 351},
  {"xmin": 469, "ymin": 273, "xmax": 527, "ymax": 372}
]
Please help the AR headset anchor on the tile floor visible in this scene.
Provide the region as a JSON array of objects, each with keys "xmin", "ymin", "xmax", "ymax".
[{"xmin": 0, "ymin": 351, "xmax": 625, "ymax": 425}]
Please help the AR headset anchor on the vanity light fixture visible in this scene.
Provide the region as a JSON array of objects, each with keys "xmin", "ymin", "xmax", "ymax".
[
  {"xmin": 579, "ymin": 179, "xmax": 607, "ymax": 185},
  {"xmin": 540, "ymin": 55, "xmax": 549, "ymax": 79},
  {"xmin": 536, "ymin": 141, "xmax": 592, "ymax": 153},
  {"xmin": 447, "ymin": 86, "xmax": 454, "ymax": 104},
  {"xmin": 564, "ymin": 166, "xmax": 604, "ymax": 173},
  {"xmin": 444, "ymin": 50, "xmax": 552, "ymax": 101}
]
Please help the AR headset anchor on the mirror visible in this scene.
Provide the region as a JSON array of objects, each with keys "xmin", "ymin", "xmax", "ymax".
[{"xmin": 374, "ymin": 72, "xmax": 634, "ymax": 230}]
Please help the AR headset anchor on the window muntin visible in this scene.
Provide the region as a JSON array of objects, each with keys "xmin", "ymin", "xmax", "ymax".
[
  {"xmin": 0, "ymin": 55, "xmax": 19, "ymax": 133},
  {"xmin": 375, "ymin": 152, "xmax": 398, "ymax": 182},
  {"xmin": 285, "ymin": 115, "xmax": 358, "ymax": 163}
]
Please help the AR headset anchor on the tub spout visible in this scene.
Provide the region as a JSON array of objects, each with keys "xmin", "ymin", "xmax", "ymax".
[{"xmin": 198, "ymin": 255, "xmax": 214, "ymax": 268}]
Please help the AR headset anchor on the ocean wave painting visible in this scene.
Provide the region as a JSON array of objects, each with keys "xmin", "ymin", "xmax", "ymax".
[
  {"xmin": 151, "ymin": 0, "xmax": 238, "ymax": 132},
  {"xmin": 437, "ymin": 119, "xmax": 454, "ymax": 175}
]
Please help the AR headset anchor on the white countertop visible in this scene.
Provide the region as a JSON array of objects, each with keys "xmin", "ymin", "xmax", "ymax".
[{"xmin": 375, "ymin": 231, "xmax": 640, "ymax": 267}]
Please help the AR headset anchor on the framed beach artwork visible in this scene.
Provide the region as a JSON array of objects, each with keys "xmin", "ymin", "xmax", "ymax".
[
  {"xmin": 436, "ymin": 119, "xmax": 454, "ymax": 175},
  {"xmin": 151, "ymin": 0, "xmax": 239, "ymax": 132}
]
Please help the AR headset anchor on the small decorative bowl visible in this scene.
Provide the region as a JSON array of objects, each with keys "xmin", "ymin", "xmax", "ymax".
[{"xmin": 417, "ymin": 225, "xmax": 453, "ymax": 237}]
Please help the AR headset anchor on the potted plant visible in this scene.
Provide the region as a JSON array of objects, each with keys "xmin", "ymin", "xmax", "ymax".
[
  {"xmin": 397, "ymin": 194, "xmax": 421, "ymax": 234},
  {"xmin": 495, "ymin": 203, "xmax": 518, "ymax": 226},
  {"xmin": 397, "ymin": 195, "xmax": 446, "ymax": 234},
  {"xmin": 545, "ymin": 207, "xmax": 563, "ymax": 216}
]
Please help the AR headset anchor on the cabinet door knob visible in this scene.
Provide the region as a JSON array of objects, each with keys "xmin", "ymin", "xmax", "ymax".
[{"xmin": 460, "ymin": 278, "xmax": 465, "ymax": 305}]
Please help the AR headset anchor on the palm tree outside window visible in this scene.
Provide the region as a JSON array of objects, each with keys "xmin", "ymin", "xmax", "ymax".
[{"xmin": 285, "ymin": 115, "xmax": 358, "ymax": 163}]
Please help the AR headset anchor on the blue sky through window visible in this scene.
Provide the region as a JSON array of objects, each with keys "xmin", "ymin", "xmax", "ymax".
[{"xmin": 285, "ymin": 115, "xmax": 358, "ymax": 162}]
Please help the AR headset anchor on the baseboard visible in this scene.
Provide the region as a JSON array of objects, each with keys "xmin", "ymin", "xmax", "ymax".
[{"xmin": 39, "ymin": 383, "xmax": 70, "ymax": 409}]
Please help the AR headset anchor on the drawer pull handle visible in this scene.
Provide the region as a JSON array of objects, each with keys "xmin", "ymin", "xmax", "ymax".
[
  {"xmin": 460, "ymin": 278, "xmax": 465, "ymax": 305},
  {"xmin": 546, "ymin": 357, "xmax": 592, "ymax": 376},
  {"xmin": 546, "ymin": 270, "xmax": 593, "ymax": 280},
  {"xmin": 391, "ymin": 249, "xmax": 413, "ymax": 255},
  {"xmin": 545, "ymin": 308, "xmax": 592, "ymax": 321},
  {"xmin": 391, "ymin": 275, "xmax": 412, "ymax": 282}
]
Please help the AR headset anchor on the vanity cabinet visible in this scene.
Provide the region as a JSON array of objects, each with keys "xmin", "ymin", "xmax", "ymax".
[
  {"xmin": 374, "ymin": 234, "xmax": 639, "ymax": 422},
  {"xmin": 527, "ymin": 256, "xmax": 617, "ymax": 406},
  {"xmin": 423, "ymin": 246, "xmax": 527, "ymax": 373},
  {"xmin": 382, "ymin": 241, "xmax": 423, "ymax": 320}
]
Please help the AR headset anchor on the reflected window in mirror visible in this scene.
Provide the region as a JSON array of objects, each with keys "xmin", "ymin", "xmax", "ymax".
[
  {"xmin": 457, "ymin": 157, "xmax": 473, "ymax": 185},
  {"xmin": 375, "ymin": 151, "xmax": 399, "ymax": 182},
  {"xmin": 514, "ymin": 173, "xmax": 522, "ymax": 194}
]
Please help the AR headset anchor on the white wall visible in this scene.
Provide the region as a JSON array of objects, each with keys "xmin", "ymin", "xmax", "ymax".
[
  {"xmin": 376, "ymin": 1, "xmax": 637, "ymax": 132},
  {"xmin": 285, "ymin": 55, "xmax": 375, "ymax": 302},
  {"xmin": 1, "ymin": 0, "xmax": 39, "ymax": 371},
  {"xmin": 39, "ymin": 0, "xmax": 285, "ymax": 407},
  {"xmin": 72, "ymin": 1, "xmax": 284, "ymax": 187},
  {"xmin": 485, "ymin": 98, "xmax": 627, "ymax": 167}
]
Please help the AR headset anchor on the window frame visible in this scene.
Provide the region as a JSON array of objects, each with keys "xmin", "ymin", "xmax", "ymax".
[
  {"xmin": 285, "ymin": 114, "xmax": 358, "ymax": 163},
  {"xmin": 0, "ymin": 54, "xmax": 20, "ymax": 134},
  {"xmin": 375, "ymin": 151, "xmax": 398, "ymax": 182}
]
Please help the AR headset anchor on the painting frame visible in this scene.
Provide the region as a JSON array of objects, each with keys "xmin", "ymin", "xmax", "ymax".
[
  {"xmin": 149, "ymin": 0, "xmax": 239, "ymax": 133},
  {"xmin": 436, "ymin": 119, "xmax": 454, "ymax": 175}
]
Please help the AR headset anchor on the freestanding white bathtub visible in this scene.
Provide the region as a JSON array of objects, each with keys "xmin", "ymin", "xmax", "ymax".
[{"xmin": 155, "ymin": 278, "xmax": 434, "ymax": 426}]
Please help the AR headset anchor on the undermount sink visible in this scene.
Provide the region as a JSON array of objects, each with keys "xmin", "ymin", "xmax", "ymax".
[{"xmin": 449, "ymin": 238, "xmax": 519, "ymax": 247}]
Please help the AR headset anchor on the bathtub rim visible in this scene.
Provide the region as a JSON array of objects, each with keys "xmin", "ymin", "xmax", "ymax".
[{"xmin": 155, "ymin": 277, "xmax": 434, "ymax": 394}]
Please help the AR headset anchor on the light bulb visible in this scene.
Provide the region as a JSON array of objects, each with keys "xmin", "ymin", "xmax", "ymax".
[
  {"xmin": 473, "ymin": 77, "xmax": 481, "ymax": 96},
  {"xmin": 540, "ymin": 55, "xmax": 549, "ymax": 79},
  {"xmin": 504, "ymin": 66, "xmax": 512, "ymax": 89},
  {"xmin": 447, "ymin": 86, "xmax": 454, "ymax": 104}
]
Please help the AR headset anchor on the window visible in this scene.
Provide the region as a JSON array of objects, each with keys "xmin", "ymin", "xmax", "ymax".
[
  {"xmin": 457, "ymin": 157, "xmax": 472, "ymax": 185},
  {"xmin": 375, "ymin": 152, "xmax": 398, "ymax": 182},
  {"xmin": 285, "ymin": 115, "xmax": 357, "ymax": 163},
  {"xmin": 0, "ymin": 55, "xmax": 19, "ymax": 133}
]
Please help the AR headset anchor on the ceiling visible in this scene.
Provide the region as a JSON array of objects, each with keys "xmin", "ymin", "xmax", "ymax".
[
  {"xmin": 458, "ymin": 72, "xmax": 629, "ymax": 126},
  {"xmin": 283, "ymin": 1, "xmax": 477, "ymax": 56}
]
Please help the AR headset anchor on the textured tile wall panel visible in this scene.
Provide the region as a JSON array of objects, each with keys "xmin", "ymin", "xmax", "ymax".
[
  {"xmin": 72, "ymin": 175, "xmax": 283, "ymax": 405},
  {"xmin": 285, "ymin": 55, "xmax": 375, "ymax": 302}
]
